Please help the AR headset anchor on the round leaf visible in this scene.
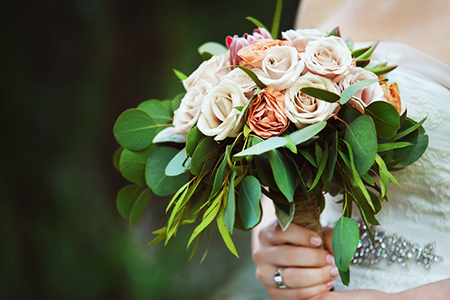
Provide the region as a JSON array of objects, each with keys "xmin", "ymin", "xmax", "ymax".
[
  {"xmin": 190, "ymin": 137, "xmax": 222, "ymax": 175},
  {"xmin": 113, "ymin": 108, "xmax": 159, "ymax": 151},
  {"xmin": 116, "ymin": 184, "xmax": 142, "ymax": 218},
  {"xmin": 113, "ymin": 147, "xmax": 124, "ymax": 171},
  {"xmin": 145, "ymin": 147, "xmax": 191, "ymax": 196},
  {"xmin": 129, "ymin": 188, "xmax": 153, "ymax": 226},
  {"xmin": 345, "ymin": 115, "xmax": 377, "ymax": 175},
  {"xmin": 165, "ymin": 147, "xmax": 190, "ymax": 176},
  {"xmin": 365, "ymin": 101, "xmax": 400, "ymax": 139},
  {"xmin": 267, "ymin": 149, "xmax": 297, "ymax": 202},
  {"xmin": 331, "ymin": 217, "xmax": 359, "ymax": 273},
  {"xmin": 238, "ymin": 176, "xmax": 262, "ymax": 229},
  {"xmin": 186, "ymin": 126, "xmax": 204, "ymax": 157},
  {"xmin": 137, "ymin": 99, "xmax": 172, "ymax": 124},
  {"xmin": 119, "ymin": 146, "xmax": 154, "ymax": 184}
]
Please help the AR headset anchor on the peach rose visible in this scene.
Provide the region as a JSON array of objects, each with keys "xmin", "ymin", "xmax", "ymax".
[
  {"xmin": 238, "ymin": 39, "xmax": 293, "ymax": 69},
  {"xmin": 303, "ymin": 36, "xmax": 354, "ymax": 79},
  {"xmin": 284, "ymin": 73, "xmax": 340, "ymax": 129},
  {"xmin": 380, "ymin": 81, "xmax": 402, "ymax": 114},
  {"xmin": 247, "ymin": 87, "xmax": 289, "ymax": 138}
]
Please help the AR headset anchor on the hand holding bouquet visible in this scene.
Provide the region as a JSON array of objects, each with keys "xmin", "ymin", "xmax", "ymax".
[{"xmin": 113, "ymin": 1, "xmax": 427, "ymax": 285}]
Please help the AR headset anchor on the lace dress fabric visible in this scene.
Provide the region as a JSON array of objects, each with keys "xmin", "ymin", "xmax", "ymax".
[{"xmin": 321, "ymin": 42, "xmax": 450, "ymax": 292}]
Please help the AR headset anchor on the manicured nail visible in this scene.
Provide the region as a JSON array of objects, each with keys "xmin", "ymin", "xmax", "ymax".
[
  {"xmin": 330, "ymin": 266, "xmax": 339, "ymax": 277},
  {"xmin": 326, "ymin": 254, "xmax": 334, "ymax": 265},
  {"xmin": 327, "ymin": 280, "xmax": 335, "ymax": 287},
  {"xmin": 310, "ymin": 236, "xmax": 322, "ymax": 246}
]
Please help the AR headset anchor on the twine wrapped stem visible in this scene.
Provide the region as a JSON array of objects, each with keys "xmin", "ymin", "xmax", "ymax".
[{"xmin": 292, "ymin": 191, "xmax": 324, "ymax": 248}]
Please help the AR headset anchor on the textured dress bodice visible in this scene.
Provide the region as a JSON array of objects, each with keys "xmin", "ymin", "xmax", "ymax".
[{"xmin": 322, "ymin": 42, "xmax": 450, "ymax": 292}]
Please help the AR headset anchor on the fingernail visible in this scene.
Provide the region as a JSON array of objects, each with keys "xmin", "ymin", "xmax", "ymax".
[
  {"xmin": 326, "ymin": 254, "xmax": 334, "ymax": 265},
  {"xmin": 327, "ymin": 280, "xmax": 335, "ymax": 287},
  {"xmin": 310, "ymin": 236, "xmax": 322, "ymax": 246},
  {"xmin": 330, "ymin": 266, "xmax": 339, "ymax": 277}
]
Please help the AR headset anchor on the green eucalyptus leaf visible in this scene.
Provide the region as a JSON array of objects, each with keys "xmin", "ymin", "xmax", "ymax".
[
  {"xmin": 298, "ymin": 148, "xmax": 318, "ymax": 168},
  {"xmin": 393, "ymin": 127, "xmax": 428, "ymax": 168},
  {"xmin": 365, "ymin": 101, "xmax": 400, "ymax": 139},
  {"xmin": 173, "ymin": 69, "xmax": 188, "ymax": 82},
  {"xmin": 345, "ymin": 115, "xmax": 377, "ymax": 175},
  {"xmin": 137, "ymin": 100, "xmax": 172, "ymax": 124},
  {"xmin": 145, "ymin": 147, "xmax": 191, "ymax": 196},
  {"xmin": 310, "ymin": 142, "xmax": 328, "ymax": 191},
  {"xmin": 289, "ymin": 121, "xmax": 327, "ymax": 145},
  {"xmin": 351, "ymin": 45, "xmax": 371, "ymax": 58},
  {"xmin": 209, "ymin": 153, "xmax": 228, "ymax": 202},
  {"xmin": 148, "ymin": 226, "xmax": 167, "ymax": 246},
  {"xmin": 342, "ymin": 106, "xmax": 363, "ymax": 125},
  {"xmin": 224, "ymin": 171, "xmax": 237, "ymax": 234},
  {"xmin": 160, "ymin": 100, "xmax": 174, "ymax": 116},
  {"xmin": 395, "ymin": 117, "xmax": 426, "ymax": 140},
  {"xmin": 172, "ymin": 93, "xmax": 184, "ymax": 111},
  {"xmin": 120, "ymin": 146, "xmax": 154, "ymax": 184},
  {"xmin": 246, "ymin": 17, "xmax": 269, "ymax": 32},
  {"xmin": 268, "ymin": 149, "xmax": 297, "ymax": 202},
  {"xmin": 165, "ymin": 147, "xmax": 190, "ymax": 176},
  {"xmin": 327, "ymin": 132, "xmax": 338, "ymax": 182},
  {"xmin": 365, "ymin": 64, "xmax": 398, "ymax": 76},
  {"xmin": 340, "ymin": 79, "xmax": 380, "ymax": 105},
  {"xmin": 217, "ymin": 212, "xmax": 239, "ymax": 258},
  {"xmin": 238, "ymin": 176, "xmax": 262, "ymax": 229},
  {"xmin": 190, "ymin": 137, "xmax": 222, "ymax": 175},
  {"xmin": 283, "ymin": 134, "xmax": 297, "ymax": 153},
  {"xmin": 339, "ymin": 269, "xmax": 351, "ymax": 286},
  {"xmin": 198, "ymin": 42, "xmax": 228, "ymax": 60},
  {"xmin": 274, "ymin": 202, "xmax": 295, "ymax": 231},
  {"xmin": 113, "ymin": 147, "xmax": 124, "ymax": 171},
  {"xmin": 234, "ymin": 88, "xmax": 261, "ymax": 130},
  {"xmin": 234, "ymin": 136, "xmax": 287, "ymax": 158},
  {"xmin": 299, "ymin": 87, "xmax": 340, "ymax": 103},
  {"xmin": 186, "ymin": 126, "xmax": 205, "ymax": 157},
  {"xmin": 129, "ymin": 188, "xmax": 153, "ymax": 226},
  {"xmin": 270, "ymin": 0, "xmax": 283, "ymax": 39},
  {"xmin": 332, "ymin": 217, "xmax": 359, "ymax": 276},
  {"xmin": 252, "ymin": 139, "xmax": 279, "ymax": 190},
  {"xmin": 113, "ymin": 108, "xmax": 162, "ymax": 151},
  {"xmin": 243, "ymin": 124, "xmax": 252, "ymax": 138},
  {"xmin": 360, "ymin": 172, "xmax": 375, "ymax": 186},
  {"xmin": 116, "ymin": 184, "xmax": 142, "ymax": 219},
  {"xmin": 153, "ymin": 127, "xmax": 187, "ymax": 144},
  {"xmin": 377, "ymin": 142, "xmax": 412, "ymax": 152},
  {"xmin": 356, "ymin": 59, "xmax": 370, "ymax": 68}
]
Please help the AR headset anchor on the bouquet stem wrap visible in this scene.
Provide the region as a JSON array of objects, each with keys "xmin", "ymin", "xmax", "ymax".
[{"xmin": 293, "ymin": 191, "xmax": 324, "ymax": 248}]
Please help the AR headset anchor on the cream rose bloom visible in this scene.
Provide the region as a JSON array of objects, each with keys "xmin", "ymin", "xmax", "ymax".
[
  {"xmin": 257, "ymin": 46, "xmax": 305, "ymax": 91},
  {"xmin": 303, "ymin": 36, "xmax": 354, "ymax": 79},
  {"xmin": 197, "ymin": 79, "xmax": 248, "ymax": 141},
  {"xmin": 284, "ymin": 73, "xmax": 340, "ymax": 128},
  {"xmin": 282, "ymin": 28, "xmax": 326, "ymax": 52},
  {"xmin": 223, "ymin": 68, "xmax": 258, "ymax": 99},
  {"xmin": 173, "ymin": 79, "xmax": 212, "ymax": 135},
  {"xmin": 183, "ymin": 52, "xmax": 230, "ymax": 90},
  {"xmin": 336, "ymin": 67, "xmax": 385, "ymax": 113}
]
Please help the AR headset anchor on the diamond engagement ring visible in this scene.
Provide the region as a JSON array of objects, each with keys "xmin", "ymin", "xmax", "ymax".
[{"xmin": 273, "ymin": 268, "xmax": 287, "ymax": 288}]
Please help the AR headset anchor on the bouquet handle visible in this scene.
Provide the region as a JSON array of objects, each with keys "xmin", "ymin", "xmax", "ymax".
[{"xmin": 292, "ymin": 191, "xmax": 324, "ymax": 248}]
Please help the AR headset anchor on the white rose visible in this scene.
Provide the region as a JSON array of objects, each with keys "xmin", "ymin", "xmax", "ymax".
[
  {"xmin": 183, "ymin": 52, "xmax": 230, "ymax": 90},
  {"xmin": 197, "ymin": 79, "xmax": 248, "ymax": 141},
  {"xmin": 303, "ymin": 36, "xmax": 354, "ymax": 79},
  {"xmin": 282, "ymin": 28, "xmax": 326, "ymax": 52},
  {"xmin": 284, "ymin": 73, "xmax": 340, "ymax": 128},
  {"xmin": 336, "ymin": 67, "xmax": 385, "ymax": 113},
  {"xmin": 257, "ymin": 46, "xmax": 305, "ymax": 91},
  {"xmin": 223, "ymin": 68, "xmax": 258, "ymax": 99},
  {"xmin": 173, "ymin": 79, "xmax": 212, "ymax": 135}
]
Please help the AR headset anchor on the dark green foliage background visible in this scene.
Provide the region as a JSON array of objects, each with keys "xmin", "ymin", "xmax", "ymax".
[{"xmin": 1, "ymin": 0, "xmax": 299, "ymax": 299}]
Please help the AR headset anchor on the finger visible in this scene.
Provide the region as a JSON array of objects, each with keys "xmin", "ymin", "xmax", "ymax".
[
  {"xmin": 323, "ymin": 226, "xmax": 334, "ymax": 255},
  {"xmin": 254, "ymin": 244, "xmax": 334, "ymax": 267},
  {"xmin": 266, "ymin": 282, "xmax": 333, "ymax": 300},
  {"xmin": 259, "ymin": 220, "xmax": 323, "ymax": 247},
  {"xmin": 256, "ymin": 265, "xmax": 339, "ymax": 288}
]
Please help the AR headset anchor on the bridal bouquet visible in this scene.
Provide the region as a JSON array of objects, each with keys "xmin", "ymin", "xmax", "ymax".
[{"xmin": 113, "ymin": 0, "xmax": 427, "ymax": 285}]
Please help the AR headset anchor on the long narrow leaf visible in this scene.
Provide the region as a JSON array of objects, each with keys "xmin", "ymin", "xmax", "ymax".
[
  {"xmin": 246, "ymin": 17, "xmax": 269, "ymax": 32},
  {"xmin": 270, "ymin": 0, "xmax": 283, "ymax": 39}
]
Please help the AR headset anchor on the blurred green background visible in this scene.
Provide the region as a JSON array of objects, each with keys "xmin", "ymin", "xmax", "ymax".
[{"xmin": 1, "ymin": 0, "xmax": 299, "ymax": 299}]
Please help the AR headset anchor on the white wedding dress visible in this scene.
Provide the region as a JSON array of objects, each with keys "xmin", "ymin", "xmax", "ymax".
[{"xmin": 321, "ymin": 42, "xmax": 450, "ymax": 292}]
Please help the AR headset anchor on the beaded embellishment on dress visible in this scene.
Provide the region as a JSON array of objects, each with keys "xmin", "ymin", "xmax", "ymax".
[{"xmin": 352, "ymin": 221, "xmax": 442, "ymax": 269}]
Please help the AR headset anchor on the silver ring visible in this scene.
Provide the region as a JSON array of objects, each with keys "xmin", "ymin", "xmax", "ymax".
[{"xmin": 273, "ymin": 268, "xmax": 287, "ymax": 288}]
